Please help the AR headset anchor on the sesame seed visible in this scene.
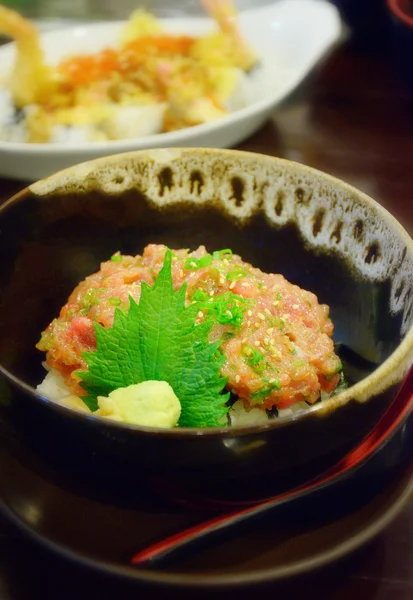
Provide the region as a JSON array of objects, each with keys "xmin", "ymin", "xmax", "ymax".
[
  {"xmin": 264, "ymin": 337, "xmax": 269, "ymax": 344},
  {"xmin": 272, "ymin": 300, "xmax": 280, "ymax": 307},
  {"xmin": 254, "ymin": 340, "xmax": 261, "ymax": 347},
  {"xmin": 209, "ymin": 290, "xmax": 214, "ymax": 297},
  {"xmin": 247, "ymin": 320, "xmax": 251, "ymax": 327},
  {"xmin": 179, "ymin": 269, "xmax": 184, "ymax": 278},
  {"xmin": 229, "ymin": 281, "xmax": 236, "ymax": 290},
  {"xmin": 269, "ymin": 378, "xmax": 276, "ymax": 384},
  {"xmin": 197, "ymin": 311, "xmax": 204, "ymax": 318},
  {"xmin": 226, "ymin": 310, "xmax": 233, "ymax": 317},
  {"xmin": 254, "ymin": 322, "xmax": 260, "ymax": 328},
  {"xmin": 235, "ymin": 374, "xmax": 241, "ymax": 383},
  {"xmin": 292, "ymin": 304, "xmax": 299, "ymax": 309},
  {"xmin": 219, "ymin": 278, "xmax": 225, "ymax": 285},
  {"xmin": 241, "ymin": 337, "xmax": 248, "ymax": 343},
  {"xmin": 247, "ymin": 310, "xmax": 252, "ymax": 317},
  {"xmin": 262, "ymin": 285, "xmax": 268, "ymax": 291},
  {"xmin": 224, "ymin": 259, "xmax": 230, "ymax": 265},
  {"xmin": 257, "ymin": 312, "xmax": 265, "ymax": 321},
  {"xmin": 241, "ymin": 282, "xmax": 250, "ymax": 287},
  {"xmin": 267, "ymin": 327, "xmax": 274, "ymax": 334},
  {"xmin": 282, "ymin": 313, "xmax": 291, "ymax": 320},
  {"xmin": 244, "ymin": 347, "xmax": 252, "ymax": 356},
  {"xmin": 264, "ymin": 308, "xmax": 271, "ymax": 316}
]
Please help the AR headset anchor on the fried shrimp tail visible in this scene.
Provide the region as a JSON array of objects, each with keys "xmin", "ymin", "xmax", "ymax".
[
  {"xmin": 200, "ymin": 0, "xmax": 257, "ymax": 70},
  {"xmin": 0, "ymin": 5, "xmax": 55, "ymax": 106}
]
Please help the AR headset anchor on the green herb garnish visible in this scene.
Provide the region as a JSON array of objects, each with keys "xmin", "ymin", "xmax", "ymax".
[
  {"xmin": 110, "ymin": 253, "xmax": 123, "ymax": 262},
  {"xmin": 76, "ymin": 249, "xmax": 229, "ymax": 427},
  {"xmin": 185, "ymin": 254, "xmax": 213, "ymax": 271},
  {"xmin": 108, "ymin": 297, "xmax": 122, "ymax": 307},
  {"xmin": 293, "ymin": 359, "xmax": 306, "ymax": 367},
  {"xmin": 192, "ymin": 289, "xmax": 209, "ymax": 302},
  {"xmin": 200, "ymin": 292, "xmax": 254, "ymax": 330},
  {"xmin": 251, "ymin": 380, "xmax": 281, "ymax": 402},
  {"xmin": 213, "ymin": 249, "xmax": 233, "ymax": 260},
  {"xmin": 79, "ymin": 288, "xmax": 100, "ymax": 316},
  {"xmin": 226, "ymin": 266, "xmax": 247, "ymax": 281},
  {"xmin": 246, "ymin": 348, "xmax": 265, "ymax": 372}
]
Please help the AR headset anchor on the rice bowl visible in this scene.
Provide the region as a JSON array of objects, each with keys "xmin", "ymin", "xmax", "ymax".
[{"xmin": 0, "ymin": 148, "xmax": 412, "ymax": 490}]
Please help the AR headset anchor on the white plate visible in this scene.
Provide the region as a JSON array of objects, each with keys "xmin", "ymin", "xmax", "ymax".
[{"xmin": 0, "ymin": 0, "xmax": 341, "ymax": 181}]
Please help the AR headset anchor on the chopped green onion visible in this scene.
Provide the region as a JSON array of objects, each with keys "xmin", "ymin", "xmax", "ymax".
[
  {"xmin": 209, "ymin": 292, "xmax": 249, "ymax": 329},
  {"xmin": 226, "ymin": 267, "xmax": 246, "ymax": 281},
  {"xmin": 325, "ymin": 363, "xmax": 343, "ymax": 379},
  {"xmin": 185, "ymin": 254, "xmax": 213, "ymax": 271},
  {"xmin": 199, "ymin": 255, "xmax": 213, "ymax": 268},
  {"xmin": 109, "ymin": 297, "xmax": 122, "ymax": 306},
  {"xmin": 293, "ymin": 359, "xmax": 306, "ymax": 367},
  {"xmin": 247, "ymin": 348, "xmax": 265, "ymax": 367},
  {"xmin": 213, "ymin": 249, "xmax": 233, "ymax": 260},
  {"xmin": 110, "ymin": 254, "xmax": 123, "ymax": 262},
  {"xmin": 192, "ymin": 289, "xmax": 209, "ymax": 302},
  {"xmin": 251, "ymin": 380, "xmax": 281, "ymax": 402},
  {"xmin": 79, "ymin": 288, "xmax": 100, "ymax": 315}
]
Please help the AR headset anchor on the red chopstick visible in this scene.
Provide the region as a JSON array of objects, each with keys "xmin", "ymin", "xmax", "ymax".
[{"xmin": 131, "ymin": 369, "xmax": 413, "ymax": 567}]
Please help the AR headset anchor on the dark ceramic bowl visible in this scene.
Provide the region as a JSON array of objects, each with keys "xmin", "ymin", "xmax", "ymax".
[{"xmin": 0, "ymin": 149, "xmax": 412, "ymax": 501}]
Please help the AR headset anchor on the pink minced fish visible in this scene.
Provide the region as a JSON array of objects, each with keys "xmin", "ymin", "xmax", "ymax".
[{"xmin": 37, "ymin": 245, "xmax": 342, "ymax": 412}]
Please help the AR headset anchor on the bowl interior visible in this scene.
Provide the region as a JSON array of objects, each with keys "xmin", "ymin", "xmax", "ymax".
[{"xmin": 1, "ymin": 150, "xmax": 412, "ymax": 409}]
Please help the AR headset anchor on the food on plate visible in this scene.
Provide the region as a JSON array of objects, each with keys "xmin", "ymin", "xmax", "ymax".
[
  {"xmin": 36, "ymin": 244, "xmax": 344, "ymax": 428},
  {"xmin": 0, "ymin": 0, "xmax": 257, "ymax": 144}
]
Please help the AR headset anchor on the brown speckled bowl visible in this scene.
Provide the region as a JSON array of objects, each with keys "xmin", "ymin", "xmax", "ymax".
[{"xmin": 0, "ymin": 148, "xmax": 412, "ymax": 501}]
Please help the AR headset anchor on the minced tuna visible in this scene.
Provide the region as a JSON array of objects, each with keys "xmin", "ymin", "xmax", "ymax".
[{"xmin": 37, "ymin": 244, "xmax": 342, "ymax": 414}]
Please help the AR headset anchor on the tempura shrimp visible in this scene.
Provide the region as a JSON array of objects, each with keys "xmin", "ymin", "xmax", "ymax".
[
  {"xmin": 200, "ymin": 0, "xmax": 257, "ymax": 71},
  {"xmin": 0, "ymin": 5, "xmax": 56, "ymax": 106}
]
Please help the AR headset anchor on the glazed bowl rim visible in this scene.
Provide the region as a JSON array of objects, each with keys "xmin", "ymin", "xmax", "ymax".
[{"xmin": 1, "ymin": 147, "xmax": 412, "ymax": 437}]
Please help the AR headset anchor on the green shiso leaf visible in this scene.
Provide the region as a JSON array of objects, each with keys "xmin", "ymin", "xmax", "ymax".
[{"xmin": 76, "ymin": 249, "xmax": 230, "ymax": 427}]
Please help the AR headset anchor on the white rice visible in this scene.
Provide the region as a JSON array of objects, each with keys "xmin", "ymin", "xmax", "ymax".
[
  {"xmin": 36, "ymin": 367, "xmax": 75, "ymax": 403},
  {"xmin": 0, "ymin": 72, "xmax": 245, "ymax": 145},
  {"xmin": 0, "ymin": 87, "xmax": 28, "ymax": 142},
  {"xmin": 36, "ymin": 367, "xmax": 313, "ymax": 426},
  {"xmin": 100, "ymin": 104, "xmax": 166, "ymax": 140},
  {"xmin": 49, "ymin": 124, "xmax": 106, "ymax": 144}
]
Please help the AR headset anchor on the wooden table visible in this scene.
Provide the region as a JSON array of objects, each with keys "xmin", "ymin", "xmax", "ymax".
[{"xmin": 1, "ymin": 15, "xmax": 413, "ymax": 600}]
